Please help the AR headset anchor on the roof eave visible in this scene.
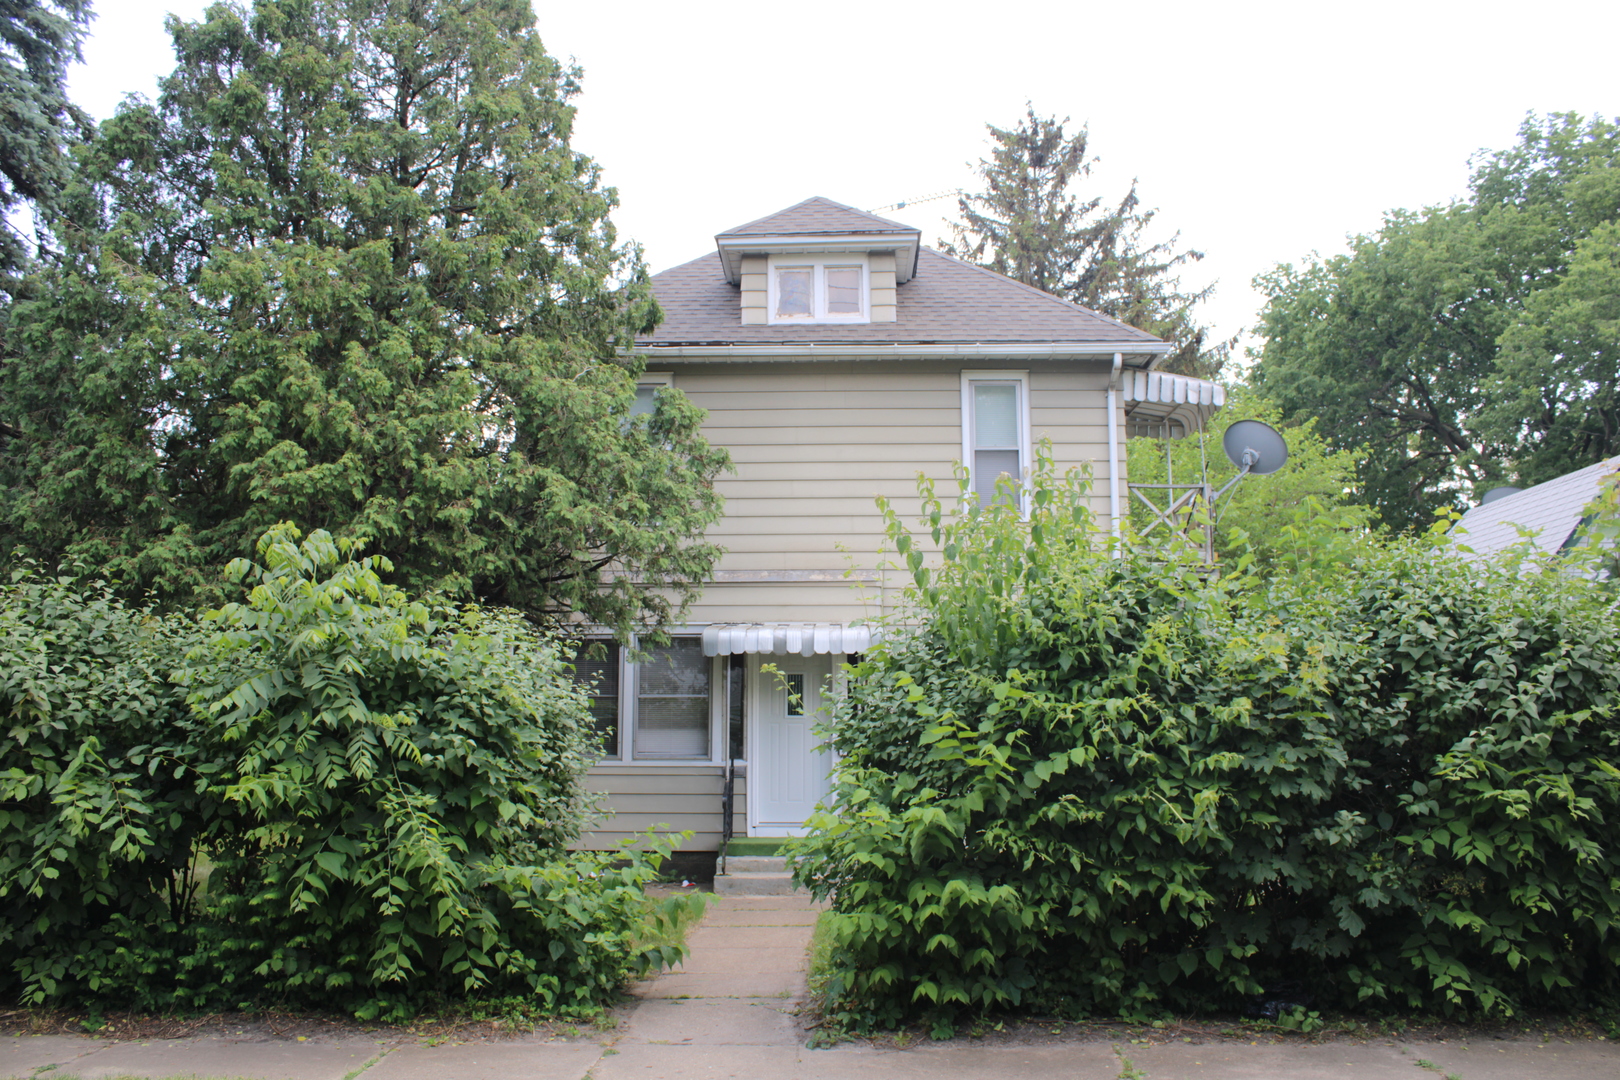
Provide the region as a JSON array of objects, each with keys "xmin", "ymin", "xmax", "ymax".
[
  {"xmin": 634, "ymin": 342, "xmax": 1173, "ymax": 362},
  {"xmin": 715, "ymin": 232, "xmax": 923, "ymax": 284}
]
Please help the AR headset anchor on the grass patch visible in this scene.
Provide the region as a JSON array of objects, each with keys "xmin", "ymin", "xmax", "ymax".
[{"xmin": 802, "ymin": 909, "xmax": 843, "ymax": 1046}]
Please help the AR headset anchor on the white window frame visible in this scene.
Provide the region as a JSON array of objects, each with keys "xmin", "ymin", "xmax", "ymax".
[
  {"xmin": 961, "ymin": 370, "xmax": 1033, "ymax": 512},
  {"xmin": 577, "ymin": 633, "xmax": 726, "ymax": 765},
  {"xmin": 766, "ymin": 254, "xmax": 869, "ymax": 324}
]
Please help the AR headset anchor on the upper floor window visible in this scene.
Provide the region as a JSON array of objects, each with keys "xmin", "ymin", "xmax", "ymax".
[
  {"xmin": 631, "ymin": 372, "xmax": 673, "ymax": 418},
  {"xmin": 768, "ymin": 255, "xmax": 868, "ymax": 324},
  {"xmin": 962, "ymin": 371, "xmax": 1031, "ymax": 509}
]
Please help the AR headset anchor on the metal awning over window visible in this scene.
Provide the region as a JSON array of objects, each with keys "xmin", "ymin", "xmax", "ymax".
[
  {"xmin": 701, "ymin": 623, "xmax": 875, "ymax": 657},
  {"xmin": 1123, "ymin": 371, "xmax": 1225, "ymax": 436}
]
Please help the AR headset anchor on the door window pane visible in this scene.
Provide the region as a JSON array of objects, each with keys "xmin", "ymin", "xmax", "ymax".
[{"xmin": 635, "ymin": 638, "xmax": 710, "ymax": 759}]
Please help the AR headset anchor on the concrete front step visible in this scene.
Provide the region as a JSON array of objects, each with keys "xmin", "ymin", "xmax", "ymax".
[
  {"xmin": 723, "ymin": 854, "xmax": 790, "ymax": 873},
  {"xmin": 712, "ymin": 870, "xmax": 801, "ymax": 897}
]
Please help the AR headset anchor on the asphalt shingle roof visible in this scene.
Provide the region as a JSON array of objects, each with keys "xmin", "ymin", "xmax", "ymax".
[
  {"xmin": 716, "ymin": 196, "xmax": 918, "ymax": 238},
  {"xmin": 1454, "ymin": 455, "xmax": 1620, "ymax": 557},
  {"xmin": 642, "ymin": 247, "xmax": 1161, "ymax": 348}
]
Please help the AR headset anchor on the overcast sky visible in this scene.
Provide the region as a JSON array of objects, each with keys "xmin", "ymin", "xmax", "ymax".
[{"xmin": 68, "ymin": 0, "xmax": 1620, "ymax": 367}]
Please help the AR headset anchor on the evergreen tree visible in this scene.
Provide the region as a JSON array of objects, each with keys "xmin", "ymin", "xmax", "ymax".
[
  {"xmin": 944, "ymin": 106, "xmax": 1228, "ymax": 378},
  {"xmin": 0, "ymin": 0, "xmax": 92, "ymax": 269},
  {"xmin": 0, "ymin": 0, "xmax": 728, "ymax": 639}
]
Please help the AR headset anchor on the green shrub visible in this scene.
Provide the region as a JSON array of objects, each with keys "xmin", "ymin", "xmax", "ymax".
[
  {"xmin": 1, "ymin": 526, "xmax": 696, "ymax": 1016},
  {"xmin": 791, "ymin": 455, "xmax": 1620, "ymax": 1030},
  {"xmin": 0, "ymin": 568, "xmax": 205, "ymax": 1007}
]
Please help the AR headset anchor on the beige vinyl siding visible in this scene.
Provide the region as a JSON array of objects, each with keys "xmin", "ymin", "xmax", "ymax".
[
  {"xmin": 869, "ymin": 252, "xmax": 898, "ymax": 322},
  {"xmin": 670, "ymin": 359, "xmax": 1118, "ymax": 622},
  {"xmin": 685, "ymin": 581, "xmax": 888, "ymax": 626},
  {"xmin": 579, "ymin": 764, "xmax": 746, "ymax": 852},
  {"xmin": 739, "ymin": 255, "xmax": 767, "ymax": 325}
]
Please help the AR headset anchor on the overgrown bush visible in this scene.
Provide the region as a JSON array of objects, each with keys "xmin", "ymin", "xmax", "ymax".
[
  {"xmin": 792, "ymin": 456, "xmax": 1620, "ymax": 1032},
  {"xmin": 1, "ymin": 527, "xmax": 695, "ymax": 1017}
]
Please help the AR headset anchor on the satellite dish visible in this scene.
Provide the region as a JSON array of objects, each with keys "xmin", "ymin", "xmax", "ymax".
[
  {"xmin": 1481, "ymin": 486, "xmax": 1521, "ymax": 505},
  {"xmin": 1222, "ymin": 420, "xmax": 1290, "ymax": 476}
]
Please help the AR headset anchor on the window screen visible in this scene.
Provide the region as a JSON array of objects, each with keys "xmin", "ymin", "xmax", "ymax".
[
  {"xmin": 972, "ymin": 382, "xmax": 1022, "ymax": 506},
  {"xmin": 570, "ymin": 640, "xmax": 620, "ymax": 756},
  {"xmin": 776, "ymin": 268, "xmax": 813, "ymax": 317},
  {"xmin": 634, "ymin": 637, "xmax": 710, "ymax": 759}
]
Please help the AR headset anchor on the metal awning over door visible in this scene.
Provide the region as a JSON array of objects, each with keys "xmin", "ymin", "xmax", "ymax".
[
  {"xmin": 1123, "ymin": 371, "xmax": 1225, "ymax": 435},
  {"xmin": 700, "ymin": 623, "xmax": 875, "ymax": 657}
]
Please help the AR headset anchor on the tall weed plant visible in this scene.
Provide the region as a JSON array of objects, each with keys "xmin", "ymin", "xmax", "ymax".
[
  {"xmin": 1, "ymin": 526, "xmax": 694, "ymax": 1017},
  {"xmin": 792, "ymin": 452, "xmax": 1620, "ymax": 1030}
]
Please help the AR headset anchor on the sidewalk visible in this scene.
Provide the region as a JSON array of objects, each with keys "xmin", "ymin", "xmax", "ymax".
[{"xmin": 4, "ymin": 890, "xmax": 1618, "ymax": 1080}]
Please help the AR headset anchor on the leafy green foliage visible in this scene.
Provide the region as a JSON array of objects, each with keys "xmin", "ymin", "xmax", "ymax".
[
  {"xmin": 0, "ymin": 526, "xmax": 698, "ymax": 1015},
  {"xmin": 0, "ymin": 0, "xmax": 727, "ymax": 639},
  {"xmin": 1254, "ymin": 112, "xmax": 1620, "ymax": 531},
  {"xmin": 1127, "ymin": 387, "xmax": 1377, "ymax": 570},
  {"xmin": 792, "ymin": 458, "xmax": 1620, "ymax": 1030},
  {"xmin": 0, "ymin": 0, "xmax": 91, "ymax": 268},
  {"xmin": 0, "ymin": 564, "xmax": 205, "ymax": 1006},
  {"xmin": 944, "ymin": 105, "xmax": 1228, "ymax": 377}
]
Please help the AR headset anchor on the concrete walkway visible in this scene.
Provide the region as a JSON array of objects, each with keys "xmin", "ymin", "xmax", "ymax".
[{"xmin": 4, "ymin": 890, "xmax": 1619, "ymax": 1080}]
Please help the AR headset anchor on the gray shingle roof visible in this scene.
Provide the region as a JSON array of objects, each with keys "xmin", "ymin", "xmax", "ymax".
[
  {"xmin": 1453, "ymin": 455, "xmax": 1620, "ymax": 556},
  {"xmin": 641, "ymin": 247, "xmax": 1162, "ymax": 349},
  {"xmin": 716, "ymin": 196, "xmax": 918, "ymax": 238}
]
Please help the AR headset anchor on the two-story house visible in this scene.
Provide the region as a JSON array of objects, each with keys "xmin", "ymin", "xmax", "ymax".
[{"xmin": 576, "ymin": 197, "xmax": 1224, "ymax": 852}]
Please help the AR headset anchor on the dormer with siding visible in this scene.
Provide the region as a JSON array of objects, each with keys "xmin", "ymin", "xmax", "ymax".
[{"xmin": 578, "ymin": 197, "xmax": 1225, "ymax": 858}]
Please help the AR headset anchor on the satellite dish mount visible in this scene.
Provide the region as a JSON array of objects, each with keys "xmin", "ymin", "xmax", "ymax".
[{"xmin": 1128, "ymin": 418, "xmax": 1290, "ymax": 564}]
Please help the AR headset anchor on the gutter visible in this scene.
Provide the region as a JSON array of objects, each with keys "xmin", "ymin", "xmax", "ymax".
[
  {"xmin": 637, "ymin": 342, "xmax": 1172, "ymax": 361},
  {"xmin": 1108, "ymin": 352, "xmax": 1123, "ymax": 543}
]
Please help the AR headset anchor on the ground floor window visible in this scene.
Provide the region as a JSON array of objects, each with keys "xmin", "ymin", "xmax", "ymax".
[{"xmin": 569, "ymin": 636, "xmax": 717, "ymax": 761}]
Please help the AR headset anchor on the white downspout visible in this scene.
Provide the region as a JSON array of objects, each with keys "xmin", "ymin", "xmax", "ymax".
[{"xmin": 1107, "ymin": 352, "xmax": 1123, "ymax": 543}]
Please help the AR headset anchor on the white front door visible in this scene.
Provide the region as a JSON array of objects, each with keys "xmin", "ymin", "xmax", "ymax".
[{"xmin": 751, "ymin": 655, "xmax": 832, "ymax": 835}]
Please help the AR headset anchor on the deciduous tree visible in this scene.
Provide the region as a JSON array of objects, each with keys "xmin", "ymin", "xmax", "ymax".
[
  {"xmin": 1254, "ymin": 113, "xmax": 1620, "ymax": 531},
  {"xmin": 1127, "ymin": 387, "xmax": 1375, "ymax": 569}
]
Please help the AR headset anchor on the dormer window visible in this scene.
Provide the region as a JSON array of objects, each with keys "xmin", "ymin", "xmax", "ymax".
[{"xmin": 768, "ymin": 255, "xmax": 868, "ymax": 324}]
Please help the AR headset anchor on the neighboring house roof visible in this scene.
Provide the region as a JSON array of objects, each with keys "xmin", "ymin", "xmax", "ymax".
[
  {"xmin": 642, "ymin": 247, "xmax": 1161, "ymax": 350},
  {"xmin": 1453, "ymin": 455, "xmax": 1620, "ymax": 557}
]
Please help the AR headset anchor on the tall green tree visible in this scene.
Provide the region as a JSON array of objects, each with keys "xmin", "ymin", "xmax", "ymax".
[
  {"xmin": 0, "ymin": 0, "xmax": 728, "ymax": 639},
  {"xmin": 1254, "ymin": 113, "xmax": 1620, "ymax": 532},
  {"xmin": 944, "ymin": 105, "xmax": 1228, "ymax": 377},
  {"xmin": 0, "ymin": 0, "xmax": 92, "ymax": 269}
]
